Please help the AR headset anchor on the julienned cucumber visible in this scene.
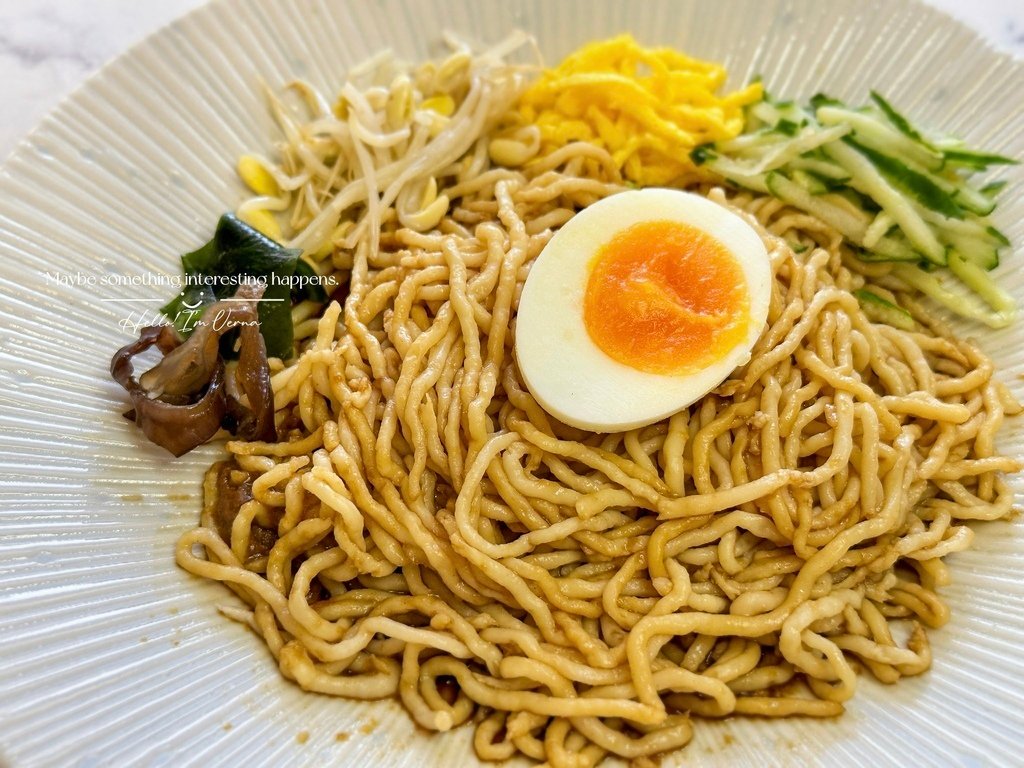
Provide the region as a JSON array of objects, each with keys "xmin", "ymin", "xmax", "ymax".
[
  {"xmin": 822, "ymin": 139, "xmax": 947, "ymax": 264},
  {"xmin": 692, "ymin": 91, "xmax": 1018, "ymax": 327},
  {"xmin": 764, "ymin": 172, "xmax": 919, "ymax": 262},
  {"xmin": 853, "ymin": 289, "xmax": 915, "ymax": 331}
]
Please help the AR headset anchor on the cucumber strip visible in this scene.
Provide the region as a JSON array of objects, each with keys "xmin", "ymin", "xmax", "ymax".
[
  {"xmin": 947, "ymin": 252, "xmax": 1016, "ymax": 315},
  {"xmin": 869, "ymin": 91, "xmax": 940, "ymax": 153},
  {"xmin": 690, "ymin": 144, "xmax": 717, "ymax": 165},
  {"xmin": 846, "ymin": 139, "xmax": 965, "ymax": 219},
  {"xmin": 823, "ymin": 140, "xmax": 946, "ymax": 263},
  {"xmin": 810, "ymin": 93, "xmax": 843, "ymax": 110},
  {"xmin": 728, "ymin": 142, "xmax": 791, "ymax": 161},
  {"xmin": 774, "ymin": 101, "xmax": 813, "ymax": 125},
  {"xmin": 713, "ymin": 129, "xmax": 790, "ymax": 154},
  {"xmin": 945, "ymin": 233, "xmax": 999, "ymax": 270},
  {"xmin": 702, "ymin": 126, "xmax": 851, "ymax": 177},
  {"xmin": 854, "ymin": 288, "xmax": 915, "ymax": 330},
  {"xmin": 858, "ymin": 99, "xmax": 1000, "ymax": 223},
  {"xmin": 950, "ymin": 185, "xmax": 996, "ymax": 216},
  {"xmin": 942, "ymin": 148, "xmax": 1019, "ymax": 169},
  {"xmin": 744, "ymin": 125, "xmax": 850, "ymax": 174},
  {"xmin": 833, "ymin": 187, "xmax": 870, "ymax": 211},
  {"xmin": 917, "ymin": 208, "xmax": 1006, "ymax": 246},
  {"xmin": 698, "ymin": 154, "xmax": 760, "ymax": 178},
  {"xmin": 765, "ymin": 172, "xmax": 918, "ymax": 261},
  {"xmin": 817, "ymin": 105, "xmax": 942, "ymax": 170},
  {"xmin": 892, "ymin": 264, "xmax": 1015, "ymax": 328},
  {"xmin": 863, "ymin": 212, "xmax": 894, "ymax": 248},
  {"xmin": 872, "ymin": 147, "xmax": 997, "ymax": 216},
  {"xmin": 765, "ymin": 172, "xmax": 868, "ymax": 238},
  {"xmin": 986, "ymin": 225, "xmax": 1010, "ymax": 247},
  {"xmin": 855, "ymin": 246, "xmax": 922, "ymax": 263},
  {"xmin": 790, "ymin": 169, "xmax": 829, "ymax": 195},
  {"xmin": 749, "ymin": 101, "xmax": 783, "ymax": 126},
  {"xmin": 786, "ymin": 156, "xmax": 851, "ymax": 181},
  {"xmin": 775, "ymin": 119, "xmax": 801, "ymax": 136},
  {"xmin": 720, "ymin": 169, "xmax": 771, "ymax": 194},
  {"xmin": 697, "ymin": 153, "xmax": 772, "ymax": 192},
  {"xmin": 980, "ymin": 180, "xmax": 1008, "ymax": 198}
]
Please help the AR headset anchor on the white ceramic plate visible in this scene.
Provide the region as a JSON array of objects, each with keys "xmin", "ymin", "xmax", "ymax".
[{"xmin": 1, "ymin": 1, "xmax": 1022, "ymax": 766}]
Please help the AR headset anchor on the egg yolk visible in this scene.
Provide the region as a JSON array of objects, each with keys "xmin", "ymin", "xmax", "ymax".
[{"xmin": 583, "ymin": 220, "xmax": 750, "ymax": 375}]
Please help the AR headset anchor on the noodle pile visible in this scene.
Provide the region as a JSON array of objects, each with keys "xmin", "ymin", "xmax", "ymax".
[{"xmin": 176, "ymin": 40, "xmax": 1021, "ymax": 766}]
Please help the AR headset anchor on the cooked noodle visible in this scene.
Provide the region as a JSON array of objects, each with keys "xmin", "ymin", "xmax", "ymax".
[{"xmin": 176, "ymin": 40, "xmax": 1021, "ymax": 766}]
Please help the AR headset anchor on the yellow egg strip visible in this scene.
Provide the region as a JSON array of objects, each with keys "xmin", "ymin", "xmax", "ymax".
[{"xmin": 515, "ymin": 34, "xmax": 761, "ymax": 185}]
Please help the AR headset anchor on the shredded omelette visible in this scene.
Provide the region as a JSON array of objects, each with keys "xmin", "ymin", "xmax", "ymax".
[{"xmin": 516, "ymin": 35, "xmax": 762, "ymax": 185}]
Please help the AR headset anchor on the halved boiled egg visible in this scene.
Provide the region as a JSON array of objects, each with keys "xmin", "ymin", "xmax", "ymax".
[{"xmin": 515, "ymin": 188, "xmax": 770, "ymax": 432}]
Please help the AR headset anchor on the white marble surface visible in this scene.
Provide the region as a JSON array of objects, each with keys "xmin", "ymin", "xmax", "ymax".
[{"xmin": 0, "ymin": 0, "xmax": 1022, "ymax": 162}]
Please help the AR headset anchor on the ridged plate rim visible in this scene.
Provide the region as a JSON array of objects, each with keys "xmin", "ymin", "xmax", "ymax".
[{"xmin": 0, "ymin": 1, "xmax": 1023, "ymax": 767}]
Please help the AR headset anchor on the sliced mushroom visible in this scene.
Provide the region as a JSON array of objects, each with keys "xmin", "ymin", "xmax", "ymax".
[{"xmin": 110, "ymin": 282, "xmax": 277, "ymax": 456}]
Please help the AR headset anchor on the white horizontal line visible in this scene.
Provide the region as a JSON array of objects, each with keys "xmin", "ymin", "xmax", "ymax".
[{"xmin": 98, "ymin": 298, "xmax": 285, "ymax": 303}]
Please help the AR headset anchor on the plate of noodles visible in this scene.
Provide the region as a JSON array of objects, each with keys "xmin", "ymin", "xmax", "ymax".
[{"xmin": 1, "ymin": 0, "xmax": 1023, "ymax": 766}]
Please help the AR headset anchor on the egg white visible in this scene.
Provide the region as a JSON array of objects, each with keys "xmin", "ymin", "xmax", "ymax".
[{"xmin": 514, "ymin": 188, "xmax": 771, "ymax": 432}]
